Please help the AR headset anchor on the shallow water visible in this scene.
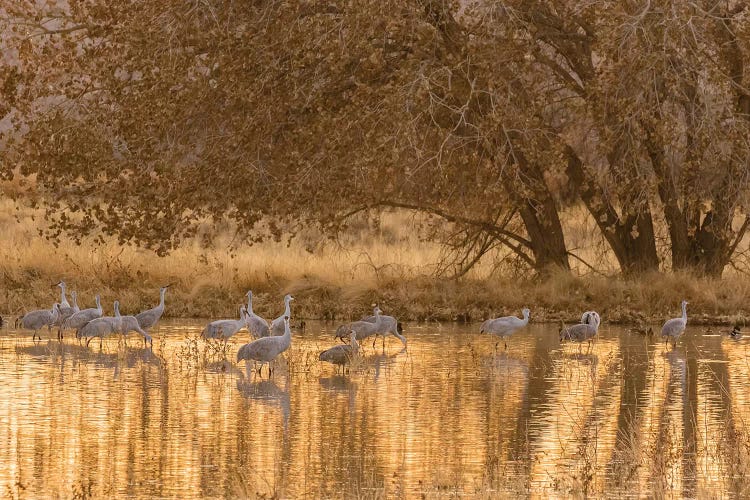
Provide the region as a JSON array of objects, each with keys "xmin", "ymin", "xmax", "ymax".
[{"xmin": 0, "ymin": 320, "xmax": 749, "ymax": 498}]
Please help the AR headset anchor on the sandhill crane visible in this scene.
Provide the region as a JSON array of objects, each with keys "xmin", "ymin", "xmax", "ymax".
[
  {"xmin": 237, "ymin": 316, "xmax": 293, "ymax": 377},
  {"xmin": 480, "ymin": 308, "xmax": 531, "ymax": 350},
  {"xmin": 269, "ymin": 294, "xmax": 294, "ymax": 336},
  {"xmin": 78, "ymin": 300, "xmax": 151, "ymax": 348},
  {"xmin": 335, "ymin": 305, "xmax": 406, "ymax": 348},
  {"xmin": 245, "ymin": 290, "xmax": 270, "ymax": 338},
  {"xmin": 202, "ymin": 306, "xmax": 248, "ymax": 341},
  {"xmin": 581, "ymin": 311, "xmax": 600, "ymax": 327},
  {"xmin": 661, "ymin": 300, "xmax": 688, "ymax": 349},
  {"xmin": 54, "ymin": 290, "xmax": 80, "ymax": 340},
  {"xmin": 337, "ymin": 306, "xmax": 384, "ymax": 347},
  {"xmin": 61, "ymin": 294, "xmax": 103, "ymax": 339},
  {"xmin": 136, "ymin": 285, "xmax": 170, "ymax": 330},
  {"xmin": 55, "ymin": 281, "xmax": 71, "ymax": 308},
  {"xmin": 19, "ymin": 303, "xmax": 61, "ymax": 341},
  {"xmin": 117, "ymin": 302, "xmax": 153, "ymax": 348},
  {"xmin": 560, "ymin": 310, "xmax": 601, "ymax": 350},
  {"xmin": 320, "ymin": 328, "xmax": 360, "ymax": 373},
  {"xmin": 78, "ymin": 300, "xmax": 122, "ymax": 348}
]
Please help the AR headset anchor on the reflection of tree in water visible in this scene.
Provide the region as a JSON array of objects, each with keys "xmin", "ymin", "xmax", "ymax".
[{"xmin": 529, "ymin": 339, "xmax": 623, "ymax": 496}]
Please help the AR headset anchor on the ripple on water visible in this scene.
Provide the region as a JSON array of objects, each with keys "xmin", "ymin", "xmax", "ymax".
[{"xmin": 0, "ymin": 321, "xmax": 749, "ymax": 497}]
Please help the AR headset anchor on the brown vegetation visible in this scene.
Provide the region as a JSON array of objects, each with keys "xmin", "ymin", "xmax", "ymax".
[
  {"xmin": 2, "ymin": 200, "xmax": 749, "ymax": 324},
  {"xmin": 2, "ymin": 1, "xmax": 749, "ymax": 278}
]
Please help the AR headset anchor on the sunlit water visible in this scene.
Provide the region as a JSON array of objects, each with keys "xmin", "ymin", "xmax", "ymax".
[{"xmin": 1, "ymin": 320, "xmax": 749, "ymax": 498}]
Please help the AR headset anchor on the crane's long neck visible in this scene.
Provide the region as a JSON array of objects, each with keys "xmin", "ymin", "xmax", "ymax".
[
  {"xmin": 59, "ymin": 284, "xmax": 68, "ymax": 306},
  {"xmin": 95, "ymin": 295, "xmax": 102, "ymax": 312},
  {"xmin": 681, "ymin": 303, "xmax": 687, "ymax": 323},
  {"xmin": 351, "ymin": 331, "xmax": 359, "ymax": 352},
  {"xmin": 51, "ymin": 304, "xmax": 59, "ymax": 320},
  {"xmin": 247, "ymin": 294, "xmax": 254, "ymax": 315},
  {"xmin": 284, "ymin": 298, "xmax": 291, "ymax": 318},
  {"xmin": 394, "ymin": 332, "xmax": 407, "ymax": 348},
  {"xmin": 72, "ymin": 292, "xmax": 78, "ymax": 309},
  {"xmin": 159, "ymin": 289, "xmax": 166, "ymax": 308}
]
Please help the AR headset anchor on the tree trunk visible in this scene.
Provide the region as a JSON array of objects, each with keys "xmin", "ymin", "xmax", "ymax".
[
  {"xmin": 564, "ymin": 146, "xmax": 659, "ymax": 274},
  {"xmin": 518, "ymin": 200, "xmax": 570, "ymax": 272},
  {"xmin": 420, "ymin": 0, "xmax": 571, "ymax": 274}
]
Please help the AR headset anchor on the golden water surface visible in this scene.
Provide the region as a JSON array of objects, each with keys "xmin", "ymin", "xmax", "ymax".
[{"xmin": 0, "ymin": 320, "xmax": 748, "ymax": 498}]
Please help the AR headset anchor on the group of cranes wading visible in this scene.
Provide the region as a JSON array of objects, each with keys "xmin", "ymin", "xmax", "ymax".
[
  {"xmin": 8, "ymin": 284, "xmax": 696, "ymax": 375},
  {"xmin": 14, "ymin": 282, "xmax": 169, "ymax": 348},
  {"xmin": 481, "ymin": 300, "xmax": 690, "ymax": 353}
]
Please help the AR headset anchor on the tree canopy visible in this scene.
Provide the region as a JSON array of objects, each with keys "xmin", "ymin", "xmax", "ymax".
[{"xmin": 2, "ymin": 0, "xmax": 749, "ymax": 276}]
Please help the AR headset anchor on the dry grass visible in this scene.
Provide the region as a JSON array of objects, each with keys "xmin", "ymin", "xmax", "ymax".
[{"xmin": 2, "ymin": 198, "xmax": 750, "ymax": 324}]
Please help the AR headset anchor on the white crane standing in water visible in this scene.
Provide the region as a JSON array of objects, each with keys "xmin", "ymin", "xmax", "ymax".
[
  {"xmin": 480, "ymin": 308, "xmax": 531, "ymax": 350},
  {"xmin": 269, "ymin": 294, "xmax": 294, "ymax": 336},
  {"xmin": 560, "ymin": 311, "xmax": 601, "ymax": 351},
  {"xmin": 661, "ymin": 300, "xmax": 688, "ymax": 349},
  {"xmin": 237, "ymin": 316, "xmax": 293, "ymax": 377},
  {"xmin": 245, "ymin": 290, "xmax": 270, "ymax": 338},
  {"xmin": 136, "ymin": 285, "xmax": 170, "ymax": 330},
  {"xmin": 61, "ymin": 294, "xmax": 103, "ymax": 339},
  {"xmin": 18, "ymin": 303, "xmax": 61, "ymax": 341},
  {"xmin": 202, "ymin": 306, "xmax": 248, "ymax": 341},
  {"xmin": 320, "ymin": 328, "xmax": 360, "ymax": 373}
]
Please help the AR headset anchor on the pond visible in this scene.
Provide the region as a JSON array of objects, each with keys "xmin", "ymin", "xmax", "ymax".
[{"xmin": 0, "ymin": 320, "xmax": 748, "ymax": 498}]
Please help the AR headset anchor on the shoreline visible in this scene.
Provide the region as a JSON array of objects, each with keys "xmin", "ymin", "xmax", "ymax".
[{"xmin": 2, "ymin": 273, "xmax": 746, "ymax": 328}]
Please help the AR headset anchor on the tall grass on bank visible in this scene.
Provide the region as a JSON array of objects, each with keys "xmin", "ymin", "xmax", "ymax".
[{"xmin": 1, "ymin": 198, "xmax": 749, "ymax": 324}]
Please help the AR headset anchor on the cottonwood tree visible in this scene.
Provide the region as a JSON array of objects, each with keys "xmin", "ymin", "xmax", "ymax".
[
  {"xmin": 2, "ymin": 0, "xmax": 749, "ymax": 276},
  {"xmin": 504, "ymin": 0, "xmax": 750, "ymax": 275}
]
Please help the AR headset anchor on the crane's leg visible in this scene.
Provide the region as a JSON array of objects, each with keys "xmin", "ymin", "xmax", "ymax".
[
  {"xmin": 504, "ymin": 340, "xmax": 508, "ymax": 350},
  {"xmin": 372, "ymin": 336, "xmax": 377, "ymax": 349},
  {"xmin": 86, "ymin": 337, "xmax": 92, "ymax": 347}
]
